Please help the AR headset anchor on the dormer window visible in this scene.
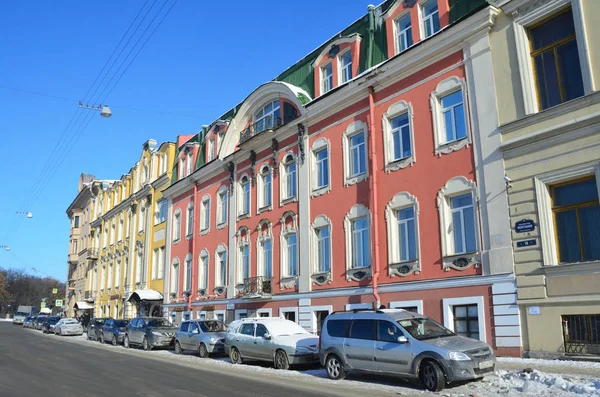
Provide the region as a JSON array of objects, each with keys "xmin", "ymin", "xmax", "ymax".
[
  {"xmin": 255, "ymin": 100, "xmax": 280, "ymax": 133},
  {"xmin": 208, "ymin": 138, "xmax": 215, "ymax": 161},
  {"xmin": 180, "ymin": 158, "xmax": 186, "ymax": 179},
  {"xmin": 340, "ymin": 51, "xmax": 352, "ymax": 84},
  {"xmin": 396, "ymin": 13, "xmax": 413, "ymax": 53},
  {"xmin": 321, "ymin": 63, "xmax": 333, "ymax": 93},
  {"xmin": 186, "ymin": 152, "xmax": 193, "ymax": 175},
  {"xmin": 421, "ymin": 0, "xmax": 440, "ymax": 39}
]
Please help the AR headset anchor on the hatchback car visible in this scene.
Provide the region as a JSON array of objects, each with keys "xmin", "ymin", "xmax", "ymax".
[
  {"xmin": 124, "ymin": 317, "xmax": 176, "ymax": 351},
  {"xmin": 319, "ymin": 309, "xmax": 496, "ymax": 392},
  {"xmin": 22, "ymin": 316, "xmax": 33, "ymax": 328},
  {"xmin": 86, "ymin": 317, "xmax": 112, "ymax": 340},
  {"xmin": 174, "ymin": 320, "xmax": 227, "ymax": 357},
  {"xmin": 42, "ymin": 316, "xmax": 61, "ymax": 333},
  {"xmin": 34, "ymin": 315, "xmax": 49, "ymax": 330},
  {"xmin": 225, "ymin": 317, "xmax": 319, "ymax": 370},
  {"xmin": 54, "ymin": 318, "xmax": 84, "ymax": 336},
  {"xmin": 100, "ymin": 319, "xmax": 129, "ymax": 345}
]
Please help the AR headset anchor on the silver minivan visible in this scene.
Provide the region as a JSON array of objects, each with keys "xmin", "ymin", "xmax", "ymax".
[
  {"xmin": 174, "ymin": 320, "xmax": 227, "ymax": 357},
  {"xmin": 319, "ymin": 309, "xmax": 496, "ymax": 392}
]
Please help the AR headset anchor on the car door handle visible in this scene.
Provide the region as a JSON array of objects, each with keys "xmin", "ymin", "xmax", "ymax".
[
  {"xmin": 376, "ymin": 347, "xmax": 385, "ymax": 350},
  {"xmin": 344, "ymin": 344, "xmax": 351, "ymax": 347}
]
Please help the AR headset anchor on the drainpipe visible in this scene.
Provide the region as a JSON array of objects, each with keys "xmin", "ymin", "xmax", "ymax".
[
  {"xmin": 368, "ymin": 86, "xmax": 381, "ymax": 309},
  {"xmin": 189, "ymin": 182, "xmax": 198, "ymax": 312},
  {"xmin": 367, "ymin": 4, "xmax": 376, "ymax": 69}
]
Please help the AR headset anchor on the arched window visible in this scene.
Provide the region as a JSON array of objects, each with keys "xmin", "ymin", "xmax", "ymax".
[
  {"xmin": 239, "ymin": 175, "xmax": 250, "ymax": 216},
  {"xmin": 281, "ymin": 153, "xmax": 297, "ymax": 202},
  {"xmin": 215, "ymin": 244, "xmax": 228, "ymax": 287},
  {"xmin": 198, "ymin": 249, "xmax": 209, "ymax": 290},
  {"xmin": 257, "ymin": 220, "xmax": 272, "ymax": 278},
  {"xmin": 171, "ymin": 258, "xmax": 180, "ymax": 295},
  {"xmin": 184, "ymin": 253, "xmax": 193, "ymax": 293},
  {"xmin": 254, "ymin": 100, "xmax": 280, "ymax": 133},
  {"xmin": 237, "ymin": 227, "xmax": 251, "ymax": 284}
]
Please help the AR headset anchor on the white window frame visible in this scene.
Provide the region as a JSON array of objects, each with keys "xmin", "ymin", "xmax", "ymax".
[
  {"xmin": 339, "ymin": 50, "xmax": 352, "ymax": 84},
  {"xmin": 186, "ymin": 201, "xmax": 194, "ymax": 238},
  {"xmin": 257, "ymin": 308, "xmax": 272, "ymax": 318},
  {"xmin": 390, "ymin": 300, "xmax": 424, "ymax": 314},
  {"xmin": 257, "ymin": 221, "xmax": 273, "ymax": 279},
  {"xmin": 152, "ymin": 248, "xmax": 159, "ymax": 280},
  {"xmin": 430, "ymin": 77, "xmax": 471, "ymax": 156},
  {"xmin": 200, "ymin": 194, "xmax": 211, "ymax": 235},
  {"xmin": 509, "ymin": 0, "xmax": 593, "ymax": 115},
  {"xmin": 310, "ymin": 215, "xmax": 333, "ymax": 283},
  {"xmin": 237, "ymin": 227, "xmax": 251, "ymax": 285},
  {"xmin": 382, "ymin": 100, "xmax": 416, "ymax": 172},
  {"xmin": 257, "ymin": 164, "xmax": 273, "ymax": 213},
  {"xmin": 235, "ymin": 309, "xmax": 248, "ymax": 320},
  {"xmin": 110, "ymin": 221, "xmax": 115, "ymax": 245},
  {"xmin": 115, "ymin": 257, "xmax": 121, "ymax": 289},
  {"xmin": 183, "ymin": 253, "xmax": 193, "ymax": 293},
  {"xmin": 135, "ymin": 250, "xmax": 143, "ymax": 284},
  {"xmin": 344, "ymin": 204, "xmax": 372, "ymax": 280},
  {"xmin": 216, "ymin": 185, "xmax": 228, "ymax": 229},
  {"xmin": 238, "ymin": 174, "xmax": 251, "ymax": 219},
  {"xmin": 208, "ymin": 138, "xmax": 215, "ymax": 161},
  {"xmin": 280, "ymin": 153, "xmax": 298, "ymax": 205},
  {"xmin": 342, "ymin": 121, "xmax": 369, "ymax": 186},
  {"xmin": 180, "ymin": 157, "xmax": 186, "ymax": 179},
  {"xmin": 107, "ymin": 262, "xmax": 113, "ymax": 290},
  {"xmin": 186, "ymin": 152, "xmax": 193, "ymax": 176},
  {"xmin": 214, "ymin": 309, "xmax": 226, "ymax": 322},
  {"xmin": 254, "ymin": 100, "xmax": 280, "ymax": 133},
  {"xmin": 173, "ymin": 209, "xmax": 181, "ymax": 243},
  {"xmin": 311, "ymin": 138, "xmax": 331, "ymax": 197},
  {"xmin": 279, "ymin": 307, "xmax": 299, "ymax": 323},
  {"xmin": 118, "ymin": 217, "xmax": 123, "ymax": 242},
  {"xmin": 321, "ymin": 62, "xmax": 333, "ymax": 94},
  {"xmin": 420, "ymin": 0, "xmax": 440, "ymax": 39},
  {"xmin": 280, "ymin": 214, "xmax": 299, "ymax": 281},
  {"xmin": 385, "ymin": 192, "xmax": 421, "ymax": 277},
  {"xmin": 170, "ymin": 258, "xmax": 180, "ymax": 295},
  {"xmin": 138, "ymin": 204, "xmax": 146, "ymax": 234},
  {"xmin": 394, "ymin": 12, "xmax": 413, "ymax": 54},
  {"xmin": 442, "ymin": 296, "xmax": 486, "ymax": 342},
  {"xmin": 198, "ymin": 249, "xmax": 209, "ymax": 290},
  {"xmin": 309, "ymin": 305, "xmax": 332, "ymax": 334},
  {"xmin": 437, "ymin": 177, "xmax": 480, "ymax": 266},
  {"xmin": 215, "ymin": 244, "xmax": 228, "ymax": 288},
  {"xmin": 156, "ymin": 199, "xmax": 167, "ymax": 225}
]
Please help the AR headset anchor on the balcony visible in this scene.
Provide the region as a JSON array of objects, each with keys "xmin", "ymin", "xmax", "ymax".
[
  {"xmin": 239, "ymin": 115, "xmax": 282, "ymax": 144},
  {"xmin": 68, "ymin": 279, "xmax": 76, "ymax": 290},
  {"xmin": 84, "ymin": 291, "xmax": 96, "ymax": 302},
  {"xmin": 68, "ymin": 253, "xmax": 78, "ymax": 263},
  {"xmin": 87, "ymin": 248, "xmax": 99, "ymax": 260},
  {"xmin": 242, "ymin": 276, "xmax": 272, "ymax": 298}
]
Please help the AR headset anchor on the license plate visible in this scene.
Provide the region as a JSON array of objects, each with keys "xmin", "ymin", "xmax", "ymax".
[{"xmin": 479, "ymin": 360, "xmax": 494, "ymax": 369}]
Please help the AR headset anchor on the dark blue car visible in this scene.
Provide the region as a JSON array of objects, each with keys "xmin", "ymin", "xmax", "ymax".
[{"xmin": 100, "ymin": 319, "xmax": 130, "ymax": 345}]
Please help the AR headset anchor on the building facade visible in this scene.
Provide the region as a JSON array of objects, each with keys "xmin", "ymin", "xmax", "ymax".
[
  {"xmin": 490, "ymin": 0, "xmax": 600, "ymax": 357},
  {"xmin": 163, "ymin": 0, "xmax": 522, "ymax": 356}
]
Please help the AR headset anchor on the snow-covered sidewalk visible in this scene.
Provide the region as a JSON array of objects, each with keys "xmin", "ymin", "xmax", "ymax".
[{"xmin": 498, "ymin": 357, "xmax": 600, "ymax": 379}]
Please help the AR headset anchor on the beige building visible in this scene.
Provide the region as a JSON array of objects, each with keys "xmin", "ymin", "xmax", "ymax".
[{"xmin": 490, "ymin": 0, "xmax": 600, "ymax": 357}]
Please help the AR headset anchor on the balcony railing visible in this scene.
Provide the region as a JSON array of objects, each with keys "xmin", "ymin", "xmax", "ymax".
[
  {"xmin": 242, "ymin": 276, "xmax": 272, "ymax": 298},
  {"xmin": 239, "ymin": 115, "xmax": 282, "ymax": 144},
  {"xmin": 87, "ymin": 248, "xmax": 99, "ymax": 260}
]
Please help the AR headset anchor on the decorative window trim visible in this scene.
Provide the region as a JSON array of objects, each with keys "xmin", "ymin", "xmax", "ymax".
[
  {"xmin": 257, "ymin": 163, "xmax": 273, "ymax": 214},
  {"xmin": 172, "ymin": 209, "xmax": 182, "ymax": 243},
  {"xmin": 216, "ymin": 185, "xmax": 228, "ymax": 230},
  {"xmin": 170, "ymin": 257, "xmax": 180, "ymax": 296},
  {"xmin": 437, "ymin": 176, "xmax": 481, "ymax": 271},
  {"xmin": 390, "ymin": 300, "xmax": 424, "ymax": 314},
  {"xmin": 419, "ymin": 0, "xmax": 440, "ymax": 40},
  {"xmin": 343, "ymin": 204, "xmax": 372, "ymax": 281},
  {"xmin": 442, "ymin": 296, "xmax": 487, "ymax": 342},
  {"xmin": 237, "ymin": 173, "xmax": 251, "ymax": 220},
  {"xmin": 198, "ymin": 248, "xmax": 209, "ymax": 293},
  {"xmin": 385, "ymin": 192, "xmax": 421, "ymax": 277},
  {"xmin": 310, "ymin": 214, "xmax": 333, "ymax": 286},
  {"xmin": 280, "ymin": 212, "xmax": 299, "ymax": 289},
  {"xmin": 234, "ymin": 309, "xmax": 248, "ymax": 320},
  {"xmin": 342, "ymin": 121, "xmax": 369, "ymax": 186},
  {"xmin": 183, "ymin": 253, "xmax": 193, "ymax": 294},
  {"xmin": 382, "ymin": 100, "xmax": 416, "ymax": 172},
  {"xmin": 430, "ymin": 77, "xmax": 471, "ymax": 156},
  {"xmin": 279, "ymin": 307, "xmax": 299, "ymax": 323},
  {"xmin": 186, "ymin": 201, "xmax": 194, "ymax": 239},
  {"xmin": 320, "ymin": 62, "xmax": 333, "ymax": 94},
  {"xmin": 279, "ymin": 152, "xmax": 298, "ymax": 206},
  {"xmin": 311, "ymin": 138, "xmax": 332, "ymax": 197},
  {"xmin": 256, "ymin": 219, "xmax": 273, "ymax": 279},
  {"xmin": 257, "ymin": 308, "xmax": 272, "ymax": 318},
  {"xmin": 393, "ymin": 11, "xmax": 413, "ymax": 55},
  {"xmin": 338, "ymin": 49, "xmax": 353, "ymax": 84},
  {"xmin": 214, "ymin": 243, "xmax": 228, "ymax": 290},
  {"xmin": 509, "ymin": 0, "xmax": 593, "ymax": 115},
  {"xmin": 236, "ymin": 227, "xmax": 251, "ymax": 286},
  {"xmin": 200, "ymin": 194, "xmax": 211, "ymax": 235}
]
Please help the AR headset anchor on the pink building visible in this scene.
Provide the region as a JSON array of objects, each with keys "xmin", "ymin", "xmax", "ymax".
[{"xmin": 162, "ymin": 0, "xmax": 520, "ymax": 357}]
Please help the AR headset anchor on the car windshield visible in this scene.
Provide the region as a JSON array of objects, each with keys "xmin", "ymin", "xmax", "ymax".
[
  {"xmin": 198, "ymin": 321, "xmax": 227, "ymax": 332},
  {"xmin": 397, "ymin": 317, "xmax": 454, "ymax": 341},
  {"xmin": 114, "ymin": 320, "xmax": 129, "ymax": 327},
  {"xmin": 16, "ymin": 312, "xmax": 29, "ymax": 316},
  {"xmin": 48, "ymin": 317, "xmax": 60, "ymax": 324},
  {"xmin": 63, "ymin": 319, "xmax": 78, "ymax": 324},
  {"xmin": 266, "ymin": 321, "xmax": 310, "ymax": 337},
  {"xmin": 146, "ymin": 319, "xmax": 173, "ymax": 328}
]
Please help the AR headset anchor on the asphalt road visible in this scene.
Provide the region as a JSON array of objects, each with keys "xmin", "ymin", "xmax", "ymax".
[{"xmin": 0, "ymin": 322, "xmax": 409, "ymax": 397}]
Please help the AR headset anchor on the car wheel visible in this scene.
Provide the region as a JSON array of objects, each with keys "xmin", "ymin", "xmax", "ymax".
[
  {"xmin": 174, "ymin": 341, "xmax": 182, "ymax": 354},
  {"xmin": 230, "ymin": 347, "xmax": 242, "ymax": 364},
  {"xmin": 100, "ymin": 333, "xmax": 105, "ymax": 344},
  {"xmin": 198, "ymin": 343, "xmax": 208, "ymax": 358},
  {"xmin": 420, "ymin": 360, "xmax": 445, "ymax": 392},
  {"xmin": 142, "ymin": 337, "xmax": 152, "ymax": 351},
  {"xmin": 274, "ymin": 350, "xmax": 290, "ymax": 370},
  {"xmin": 325, "ymin": 354, "xmax": 346, "ymax": 380},
  {"xmin": 86, "ymin": 332, "xmax": 91, "ymax": 340},
  {"xmin": 111, "ymin": 335, "xmax": 117, "ymax": 346},
  {"xmin": 124, "ymin": 335, "xmax": 130, "ymax": 348}
]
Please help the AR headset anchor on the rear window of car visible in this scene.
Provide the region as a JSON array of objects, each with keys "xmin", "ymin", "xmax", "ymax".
[
  {"xmin": 349, "ymin": 319, "xmax": 376, "ymax": 340},
  {"xmin": 326, "ymin": 319, "xmax": 351, "ymax": 338},
  {"xmin": 114, "ymin": 320, "xmax": 128, "ymax": 327}
]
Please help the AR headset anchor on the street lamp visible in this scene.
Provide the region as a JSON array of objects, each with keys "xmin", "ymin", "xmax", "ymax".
[{"xmin": 78, "ymin": 101, "xmax": 112, "ymax": 118}]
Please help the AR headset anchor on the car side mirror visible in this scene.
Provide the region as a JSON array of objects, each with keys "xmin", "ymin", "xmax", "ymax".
[
  {"xmin": 264, "ymin": 333, "xmax": 272, "ymax": 340},
  {"xmin": 192, "ymin": 328, "xmax": 199, "ymax": 334},
  {"xmin": 397, "ymin": 336, "xmax": 409, "ymax": 344}
]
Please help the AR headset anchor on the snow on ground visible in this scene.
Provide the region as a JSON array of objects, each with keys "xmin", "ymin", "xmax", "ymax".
[
  {"xmin": 0, "ymin": 318, "xmax": 14, "ymax": 322},
  {"xmin": 499, "ymin": 357, "xmax": 600, "ymax": 371}
]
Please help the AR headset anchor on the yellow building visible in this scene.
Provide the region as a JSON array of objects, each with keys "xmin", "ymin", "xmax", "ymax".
[{"xmin": 89, "ymin": 139, "xmax": 175, "ymax": 318}]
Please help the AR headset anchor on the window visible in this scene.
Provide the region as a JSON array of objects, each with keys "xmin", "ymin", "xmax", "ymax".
[
  {"xmin": 239, "ymin": 175, "xmax": 250, "ymax": 216},
  {"xmin": 110, "ymin": 221, "xmax": 115, "ymax": 245},
  {"xmin": 258, "ymin": 165, "xmax": 272, "ymax": 210},
  {"xmin": 114, "ymin": 259, "xmax": 120, "ymax": 288},
  {"xmin": 200, "ymin": 196, "xmax": 210, "ymax": 233},
  {"xmin": 430, "ymin": 77, "xmax": 470, "ymax": 155},
  {"xmin": 315, "ymin": 310, "xmax": 330, "ymax": 336},
  {"xmin": 311, "ymin": 138, "xmax": 330, "ymax": 196},
  {"xmin": 259, "ymin": 235, "xmax": 272, "ymax": 278},
  {"xmin": 74, "ymin": 216, "xmax": 80, "ymax": 228},
  {"xmin": 184, "ymin": 254, "xmax": 192, "ymax": 292},
  {"xmin": 108, "ymin": 263, "xmax": 113, "ymax": 289},
  {"xmin": 199, "ymin": 250, "xmax": 209, "ymax": 289},
  {"xmin": 138, "ymin": 205, "xmax": 146, "ymax": 233},
  {"xmin": 217, "ymin": 186, "xmax": 228, "ymax": 226},
  {"xmin": 118, "ymin": 217, "xmax": 123, "ymax": 241},
  {"xmin": 173, "ymin": 210, "xmax": 181, "ymax": 242},
  {"xmin": 451, "ymin": 193, "xmax": 476, "ymax": 255},
  {"xmin": 312, "ymin": 215, "xmax": 332, "ymax": 276},
  {"xmin": 216, "ymin": 245, "xmax": 227, "ymax": 287},
  {"xmin": 254, "ymin": 100, "xmax": 280, "ymax": 133},
  {"xmin": 340, "ymin": 51, "xmax": 352, "ymax": 84},
  {"xmin": 453, "ymin": 305, "xmax": 479, "ymax": 339},
  {"xmin": 103, "ymin": 227, "xmax": 108, "ymax": 246},
  {"xmin": 551, "ymin": 178, "xmax": 600, "ymax": 263},
  {"xmin": 383, "ymin": 100, "xmax": 415, "ymax": 171},
  {"xmin": 180, "ymin": 158, "xmax": 186, "ymax": 179},
  {"xmin": 73, "ymin": 240, "xmax": 78, "ymax": 254},
  {"xmin": 281, "ymin": 154, "xmax": 297, "ymax": 202},
  {"xmin": 349, "ymin": 319, "xmax": 375, "ymax": 340},
  {"xmin": 171, "ymin": 259, "xmax": 179, "ymax": 295},
  {"xmin": 255, "ymin": 324, "xmax": 269, "ymax": 337},
  {"xmin": 283, "ymin": 311, "xmax": 296, "ymax": 322},
  {"xmin": 159, "ymin": 246, "xmax": 166, "ymax": 279},
  {"xmin": 136, "ymin": 251, "xmax": 142, "ymax": 283},
  {"xmin": 349, "ymin": 132, "xmax": 366, "ymax": 177},
  {"xmin": 441, "ymin": 90, "xmax": 467, "ymax": 143},
  {"xmin": 240, "ymin": 323, "xmax": 254, "ymax": 336},
  {"xmin": 321, "ymin": 63, "xmax": 333, "ymax": 93},
  {"xmin": 208, "ymin": 138, "xmax": 215, "ymax": 161},
  {"xmin": 240, "ymin": 245, "xmax": 250, "ymax": 281},
  {"xmin": 179, "ymin": 322, "xmax": 190, "ymax": 333},
  {"xmin": 342, "ymin": 122, "xmax": 368, "ymax": 185},
  {"xmin": 421, "ymin": 0, "xmax": 439, "ymax": 39},
  {"xmin": 443, "ymin": 296, "xmax": 485, "ymax": 341},
  {"xmin": 156, "ymin": 199, "xmax": 167, "ymax": 224},
  {"xmin": 152, "ymin": 248, "xmax": 159, "ymax": 280},
  {"xmin": 283, "ymin": 232, "xmax": 297, "ymax": 277},
  {"xmin": 126, "ymin": 213, "xmax": 130, "ymax": 238},
  {"xmin": 390, "ymin": 300, "xmax": 423, "ymax": 314},
  {"xmin": 377, "ymin": 321, "xmax": 403, "ymax": 342},
  {"xmin": 386, "ymin": 192, "xmax": 420, "ymax": 274},
  {"xmin": 396, "ymin": 13, "xmax": 412, "ymax": 53},
  {"xmin": 529, "ymin": 9, "xmax": 584, "ymax": 110},
  {"xmin": 327, "ymin": 320, "xmax": 351, "ymax": 338},
  {"xmin": 351, "ymin": 217, "xmax": 370, "ymax": 269},
  {"xmin": 187, "ymin": 153, "xmax": 193, "ymax": 176},
  {"xmin": 186, "ymin": 202, "xmax": 194, "ymax": 237}
]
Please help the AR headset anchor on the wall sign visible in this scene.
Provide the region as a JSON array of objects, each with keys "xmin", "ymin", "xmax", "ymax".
[
  {"xmin": 55, "ymin": 300, "xmax": 63, "ymax": 307},
  {"xmin": 528, "ymin": 306, "xmax": 541, "ymax": 315},
  {"xmin": 517, "ymin": 239, "xmax": 537, "ymax": 248},
  {"xmin": 515, "ymin": 219, "xmax": 535, "ymax": 233}
]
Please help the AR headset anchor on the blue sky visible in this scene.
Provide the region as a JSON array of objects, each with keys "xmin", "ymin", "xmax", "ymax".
[{"xmin": 0, "ymin": 1, "xmax": 371, "ymax": 281}]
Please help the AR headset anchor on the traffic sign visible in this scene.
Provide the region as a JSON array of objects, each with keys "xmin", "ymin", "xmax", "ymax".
[
  {"xmin": 55, "ymin": 300, "xmax": 63, "ymax": 307},
  {"xmin": 52, "ymin": 288, "xmax": 58, "ymax": 294},
  {"xmin": 41, "ymin": 302, "xmax": 46, "ymax": 308}
]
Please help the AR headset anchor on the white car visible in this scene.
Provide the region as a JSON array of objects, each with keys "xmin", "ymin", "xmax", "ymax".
[{"xmin": 54, "ymin": 318, "xmax": 84, "ymax": 336}]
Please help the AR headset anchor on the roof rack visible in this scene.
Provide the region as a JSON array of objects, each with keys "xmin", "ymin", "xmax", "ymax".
[{"xmin": 330, "ymin": 308, "xmax": 388, "ymax": 315}]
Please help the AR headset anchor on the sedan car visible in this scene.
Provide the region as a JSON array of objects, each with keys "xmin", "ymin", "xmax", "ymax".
[
  {"xmin": 174, "ymin": 320, "xmax": 227, "ymax": 357},
  {"xmin": 86, "ymin": 317, "xmax": 112, "ymax": 340},
  {"xmin": 54, "ymin": 318, "xmax": 84, "ymax": 336},
  {"xmin": 124, "ymin": 317, "xmax": 176, "ymax": 351},
  {"xmin": 225, "ymin": 317, "xmax": 319, "ymax": 370},
  {"xmin": 22, "ymin": 316, "xmax": 33, "ymax": 328},
  {"xmin": 42, "ymin": 316, "xmax": 61, "ymax": 333},
  {"xmin": 100, "ymin": 319, "xmax": 129, "ymax": 345},
  {"xmin": 34, "ymin": 315, "xmax": 49, "ymax": 330}
]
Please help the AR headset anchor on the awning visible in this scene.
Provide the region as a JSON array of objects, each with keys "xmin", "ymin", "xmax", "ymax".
[
  {"xmin": 127, "ymin": 289, "xmax": 164, "ymax": 303},
  {"xmin": 74, "ymin": 301, "xmax": 94, "ymax": 310}
]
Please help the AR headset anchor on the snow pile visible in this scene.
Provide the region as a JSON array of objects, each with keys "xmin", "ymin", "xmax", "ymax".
[
  {"xmin": 498, "ymin": 357, "xmax": 600, "ymax": 371},
  {"xmin": 491, "ymin": 369, "xmax": 600, "ymax": 396}
]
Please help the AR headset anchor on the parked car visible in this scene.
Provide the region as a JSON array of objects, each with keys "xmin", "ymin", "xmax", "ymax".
[
  {"xmin": 22, "ymin": 316, "xmax": 33, "ymax": 328},
  {"xmin": 124, "ymin": 317, "xmax": 176, "ymax": 351},
  {"xmin": 26, "ymin": 316, "xmax": 38, "ymax": 329},
  {"xmin": 13, "ymin": 306, "xmax": 35, "ymax": 325},
  {"xmin": 100, "ymin": 319, "xmax": 129, "ymax": 345},
  {"xmin": 319, "ymin": 309, "xmax": 496, "ymax": 392},
  {"xmin": 224, "ymin": 317, "xmax": 319, "ymax": 370},
  {"xmin": 86, "ymin": 317, "xmax": 112, "ymax": 340},
  {"xmin": 42, "ymin": 316, "xmax": 61, "ymax": 333},
  {"xmin": 174, "ymin": 320, "xmax": 227, "ymax": 357},
  {"xmin": 34, "ymin": 315, "xmax": 49, "ymax": 330},
  {"xmin": 54, "ymin": 318, "xmax": 84, "ymax": 336}
]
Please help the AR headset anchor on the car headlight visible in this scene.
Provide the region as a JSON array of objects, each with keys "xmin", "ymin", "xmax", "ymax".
[
  {"xmin": 208, "ymin": 337, "xmax": 217, "ymax": 344},
  {"xmin": 448, "ymin": 351, "xmax": 471, "ymax": 361}
]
